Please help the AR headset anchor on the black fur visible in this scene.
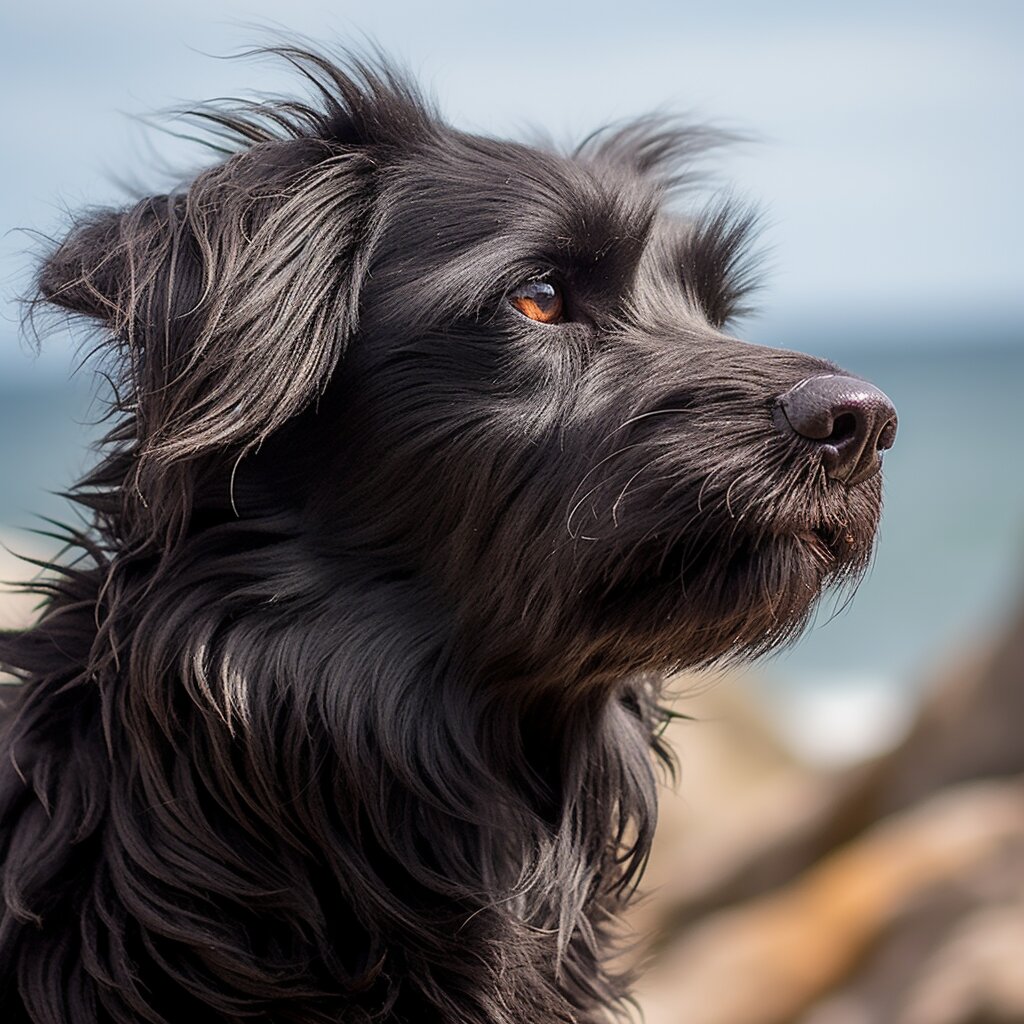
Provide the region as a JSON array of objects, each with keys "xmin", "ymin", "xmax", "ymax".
[{"xmin": 0, "ymin": 47, "xmax": 884, "ymax": 1023}]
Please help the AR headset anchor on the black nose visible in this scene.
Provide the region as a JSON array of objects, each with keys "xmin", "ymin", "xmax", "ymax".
[{"xmin": 774, "ymin": 374, "xmax": 898, "ymax": 486}]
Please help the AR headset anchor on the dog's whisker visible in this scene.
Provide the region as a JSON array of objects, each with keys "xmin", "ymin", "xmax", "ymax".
[
  {"xmin": 609, "ymin": 461, "xmax": 660, "ymax": 527},
  {"xmin": 613, "ymin": 406, "xmax": 694, "ymax": 433},
  {"xmin": 565, "ymin": 443, "xmax": 648, "ymax": 538}
]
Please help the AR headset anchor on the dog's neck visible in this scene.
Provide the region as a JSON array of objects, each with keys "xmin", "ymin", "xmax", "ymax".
[{"xmin": 0, "ymin": 520, "xmax": 663, "ymax": 1022}]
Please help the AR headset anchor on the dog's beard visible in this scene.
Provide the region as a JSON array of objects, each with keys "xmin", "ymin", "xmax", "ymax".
[{"xmin": 570, "ymin": 462, "xmax": 882, "ymax": 669}]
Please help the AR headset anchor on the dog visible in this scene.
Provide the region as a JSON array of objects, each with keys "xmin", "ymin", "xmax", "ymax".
[{"xmin": 0, "ymin": 46, "xmax": 896, "ymax": 1024}]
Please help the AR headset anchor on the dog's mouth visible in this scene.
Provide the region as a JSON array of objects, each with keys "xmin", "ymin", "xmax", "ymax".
[
  {"xmin": 764, "ymin": 515, "xmax": 879, "ymax": 591},
  {"xmin": 790, "ymin": 523, "xmax": 856, "ymax": 566},
  {"xmin": 634, "ymin": 516, "xmax": 862, "ymax": 591},
  {"xmin": 627, "ymin": 521, "xmax": 849, "ymax": 607}
]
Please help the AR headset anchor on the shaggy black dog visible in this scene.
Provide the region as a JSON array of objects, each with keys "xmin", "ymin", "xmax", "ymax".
[{"xmin": 0, "ymin": 48, "xmax": 896, "ymax": 1024}]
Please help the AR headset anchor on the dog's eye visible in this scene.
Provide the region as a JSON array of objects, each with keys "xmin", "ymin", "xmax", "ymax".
[{"xmin": 509, "ymin": 281, "xmax": 564, "ymax": 324}]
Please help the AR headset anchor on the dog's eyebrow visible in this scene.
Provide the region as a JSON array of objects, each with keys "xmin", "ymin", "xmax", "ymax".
[
  {"xmin": 555, "ymin": 183, "xmax": 659, "ymax": 263},
  {"xmin": 677, "ymin": 200, "xmax": 763, "ymax": 327}
]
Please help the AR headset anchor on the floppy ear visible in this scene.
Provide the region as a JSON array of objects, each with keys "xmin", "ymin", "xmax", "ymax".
[{"xmin": 38, "ymin": 141, "xmax": 380, "ymax": 467}]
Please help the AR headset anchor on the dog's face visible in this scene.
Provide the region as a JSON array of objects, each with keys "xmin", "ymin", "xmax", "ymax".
[
  {"xmin": 40, "ymin": 52, "xmax": 894, "ymax": 690},
  {"xmin": 320, "ymin": 142, "xmax": 888, "ymax": 681}
]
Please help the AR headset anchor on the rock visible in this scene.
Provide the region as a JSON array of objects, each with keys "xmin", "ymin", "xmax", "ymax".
[
  {"xmin": 798, "ymin": 846, "xmax": 1024, "ymax": 1024},
  {"xmin": 632, "ymin": 776, "xmax": 1024, "ymax": 1024},
  {"xmin": 865, "ymin": 592, "xmax": 1024, "ymax": 811},
  {"xmin": 898, "ymin": 903, "xmax": 1024, "ymax": 1024},
  {"xmin": 632, "ymin": 588, "xmax": 1024, "ymax": 945},
  {"xmin": 624, "ymin": 677, "xmax": 800, "ymax": 940}
]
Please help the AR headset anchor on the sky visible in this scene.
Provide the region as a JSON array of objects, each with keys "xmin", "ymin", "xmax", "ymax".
[{"xmin": 2, "ymin": 0, "xmax": 1022, "ymax": 376}]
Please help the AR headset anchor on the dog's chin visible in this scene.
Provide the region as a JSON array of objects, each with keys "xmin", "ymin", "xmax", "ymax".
[
  {"xmin": 600, "ymin": 512, "xmax": 876, "ymax": 669},
  {"xmin": 698, "ymin": 522, "xmax": 874, "ymax": 658}
]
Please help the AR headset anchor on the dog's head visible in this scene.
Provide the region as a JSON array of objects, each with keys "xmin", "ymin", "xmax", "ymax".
[{"xmin": 39, "ymin": 48, "xmax": 895, "ymax": 691}]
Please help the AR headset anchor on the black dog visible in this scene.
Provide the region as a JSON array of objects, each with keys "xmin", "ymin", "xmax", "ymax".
[{"xmin": 0, "ymin": 47, "xmax": 896, "ymax": 1024}]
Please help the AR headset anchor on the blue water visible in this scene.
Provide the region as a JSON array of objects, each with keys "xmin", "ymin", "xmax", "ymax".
[{"xmin": 2, "ymin": 341, "xmax": 1023, "ymax": 694}]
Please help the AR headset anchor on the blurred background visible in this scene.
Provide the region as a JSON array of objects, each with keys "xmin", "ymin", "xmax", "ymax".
[{"xmin": 2, "ymin": 2, "xmax": 1022, "ymax": 1022}]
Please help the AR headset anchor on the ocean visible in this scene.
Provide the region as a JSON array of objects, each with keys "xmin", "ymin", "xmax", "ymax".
[{"xmin": 3, "ymin": 338, "xmax": 1023, "ymax": 757}]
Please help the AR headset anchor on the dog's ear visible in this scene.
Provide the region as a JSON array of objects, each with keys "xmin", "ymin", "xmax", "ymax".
[
  {"xmin": 39, "ymin": 208, "xmax": 138, "ymax": 324},
  {"xmin": 38, "ymin": 140, "xmax": 380, "ymax": 466}
]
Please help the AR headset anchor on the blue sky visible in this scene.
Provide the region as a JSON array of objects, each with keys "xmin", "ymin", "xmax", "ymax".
[{"xmin": 2, "ymin": 1, "xmax": 1021, "ymax": 375}]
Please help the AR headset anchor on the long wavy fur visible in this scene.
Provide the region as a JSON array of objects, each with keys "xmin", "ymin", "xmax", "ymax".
[{"xmin": 0, "ymin": 45, "xmax": 881, "ymax": 1024}]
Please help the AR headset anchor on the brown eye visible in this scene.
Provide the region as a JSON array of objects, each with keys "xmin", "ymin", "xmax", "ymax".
[{"xmin": 509, "ymin": 280, "xmax": 564, "ymax": 324}]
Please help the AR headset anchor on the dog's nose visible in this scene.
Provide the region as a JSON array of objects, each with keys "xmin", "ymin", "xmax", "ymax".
[{"xmin": 774, "ymin": 374, "xmax": 897, "ymax": 486}]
